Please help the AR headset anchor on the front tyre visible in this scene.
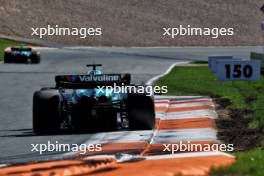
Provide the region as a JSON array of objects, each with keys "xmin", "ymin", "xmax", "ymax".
[{"xmin": 31, "ymin": 52, "xmax": 40, "ymax": 64}]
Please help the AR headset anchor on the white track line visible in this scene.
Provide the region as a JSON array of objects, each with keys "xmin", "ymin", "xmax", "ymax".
[
  {"xmin": 0, "ymin": 164, "xmax": 7, "ymax": 168},
  {"xmin": 151, "ymin": 136, "xmax": 218, "ymax": 144},
  {"xmin": 155, "ymin": 96, "xmax": 209, "ymax": 100},
  {"xmin": 156, "ymin": 109, "xmax": 218, "ymax": 119},
  {"xmin": 83, "ymin": 151, "xmax": 234, "ymax": 161},
  {"xmin": 33, "ymin": 47, "xmax": 59, "ymax": 50},
  {"xmin": 145, "ymin": 151, "xmax": 234, "ymax": 160},
  {"xmin": 155, "ymin": 102, "xmax": 214, "ymax": 108},
  {"xmin": 146, "ymin": 62, "xmax": 189, "ymax": 85},
  {"xmin": 151, "ymin": 128, "xmax": 218, "ymax": 144}
]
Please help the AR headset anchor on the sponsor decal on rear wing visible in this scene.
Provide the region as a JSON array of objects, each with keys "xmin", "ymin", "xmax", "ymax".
[{"xmin": 55, "ymin": 74, "xmax": 131, "ymax": 88}]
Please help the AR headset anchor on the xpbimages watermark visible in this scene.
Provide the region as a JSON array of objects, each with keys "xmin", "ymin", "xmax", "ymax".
[
  {"xmin": 163, "ymin": 142, "xmax": 234, "ymax": 154},
  {"xmin": 31, "ymin": 141, "xmax": 102, "ymax": 155},
  {"xmin": 163, "ymin": 25, "xmax": 234, "ymax": 39},
  {"xmin": 31, "ymin": 25, "xmax": 102, "ymax": 39},
  {"xmin": 97, "ymin": 83, "xmax": 168, "ymax": 96}
]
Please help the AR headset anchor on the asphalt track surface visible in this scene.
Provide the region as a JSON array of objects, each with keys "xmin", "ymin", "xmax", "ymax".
[{"xmin": 0, "ymin": 46, "xmax": 260, "ymax": 164}]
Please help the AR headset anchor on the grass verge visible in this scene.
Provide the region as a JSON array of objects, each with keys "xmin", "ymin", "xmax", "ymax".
[
  {"xmin": 156, "ymin": 65, "xmax": 264, "ymax": 176},
  {"xmin": 0, "ymin": 39, "xmax": 28, "ymax": 61},
  {"xmin": 211, "ymin": 148, "xmax": 264, "ymax": 176}
]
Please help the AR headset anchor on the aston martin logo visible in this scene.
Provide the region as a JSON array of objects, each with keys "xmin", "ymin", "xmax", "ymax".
[{"xmin": 66, "ymin": 75, "xmax": 78, "ymax": 82}]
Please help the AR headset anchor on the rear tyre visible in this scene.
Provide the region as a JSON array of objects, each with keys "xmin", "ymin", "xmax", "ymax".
[
  {"xmin": 31, "ymin": 53, "xmax": 40, "ymax": 64},
  {"xmin": 127, "ymin": 94, "xmax": 155, "ymax": 130},
  {"xmin": 4, "ymin": 52, "xmax": 12, "ymax": 63},
  {"xmin": 33, "ymin": 90, "xmax": 61, "ymax": 134}
]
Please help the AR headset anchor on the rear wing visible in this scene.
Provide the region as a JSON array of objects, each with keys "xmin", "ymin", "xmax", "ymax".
[
  {"xmin": 55, "ymin": 74, "xmax": 131, "ymax": 88},
  {"xmin": 11, "ymin": 47, "xmax": 32, "ymax": 52}
]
